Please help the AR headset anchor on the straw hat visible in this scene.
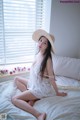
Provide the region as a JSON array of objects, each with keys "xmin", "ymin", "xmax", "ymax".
[{"xmin": 32, "ymin": 29, "xmax": 55, "ymax": 52}]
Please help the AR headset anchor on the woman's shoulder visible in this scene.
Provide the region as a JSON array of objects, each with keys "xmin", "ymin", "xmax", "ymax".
[
  {"xmin": 46, "ymin": 57, "xmax": 53, "ymax": 69},
  {"xmin": 47, "ymin": 57, "xmax": 52, "ymax": 64}
]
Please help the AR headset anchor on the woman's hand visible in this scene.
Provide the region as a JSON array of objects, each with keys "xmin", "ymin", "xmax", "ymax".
[{"xmin": 56, "ymin": 92, "xmax": 67, "ymax": 97}]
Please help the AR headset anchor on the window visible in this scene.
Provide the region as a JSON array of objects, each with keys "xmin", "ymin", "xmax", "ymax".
[{"xmin": 0, "ymin": 0, "xmax": 51, "ymax": 65}]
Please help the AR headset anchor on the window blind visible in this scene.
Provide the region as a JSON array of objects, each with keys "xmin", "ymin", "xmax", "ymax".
[{"xmin": 0, "ymin": 0, "xmax": 47, "ymax": 65}]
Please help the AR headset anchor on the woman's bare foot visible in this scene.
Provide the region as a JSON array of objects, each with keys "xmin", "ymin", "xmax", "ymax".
[
  {"xmin": 28, "ymin": 99, "xmax": 40, "ymax": 106},
  {"xmin": 37, "ymin": 113, "xmax": 46, "ymax": 120},
  {"xmin": 28, "ymin": 100, "xmax": 35, "ymax": 106}
]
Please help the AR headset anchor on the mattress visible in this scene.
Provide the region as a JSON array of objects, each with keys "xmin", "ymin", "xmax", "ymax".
[{"xmin": 0, "ymin": 77, "xmax": 80, "ymax": 120}]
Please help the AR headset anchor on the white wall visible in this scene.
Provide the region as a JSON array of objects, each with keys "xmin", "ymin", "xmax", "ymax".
[{"xmin": 50, "ymin": 0, "xmax": 80, "ymax": 58}]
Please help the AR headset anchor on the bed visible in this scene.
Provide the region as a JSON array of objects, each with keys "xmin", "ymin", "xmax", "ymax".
[{"xmin": 0, "ymin": 55, "xmax": 80, "ymax": 120}]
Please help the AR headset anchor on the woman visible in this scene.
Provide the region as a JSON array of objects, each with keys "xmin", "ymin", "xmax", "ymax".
[{"xmin": 12, "ymin": 29, "xmax": 67, "ymax": 120}]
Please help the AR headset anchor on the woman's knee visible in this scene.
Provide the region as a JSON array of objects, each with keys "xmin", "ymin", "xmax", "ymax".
[
  {"xmin": 11, "ymin": 96, "xmax": 17, "ymax": 105},
  {"xmin": 14, "ymin": 76, "xmax": 27, "ymax": 91},
  {"xmin": 14, "ymin": 76, "xmax": 20, "ymax": 83},
  {"xmin": 14, "ymin": 76, "xmax": 19, "ymax": 81}
]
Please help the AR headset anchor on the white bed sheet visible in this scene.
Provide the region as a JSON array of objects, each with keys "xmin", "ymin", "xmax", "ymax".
[
  {"xmin": 0, "ymin": 80, "xmax": 80, "ymax": 120},
  {"xmin": 55, "ymin": 76, "xmax": 80, "ymax": 90}
]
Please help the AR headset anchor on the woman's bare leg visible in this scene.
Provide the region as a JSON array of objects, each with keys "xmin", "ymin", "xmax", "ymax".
[
  {"xmin": 12, "ymin": 91, "xmax": 46, "ymax": 120},
  {"xmin": 28, "ymin": 99, "xmax": 40, "ymax": 106},
  {"xmin": 14, "ymin": 76, "xmax": 39, "ymax": 106},
  {"xmin": 14, "ymin": 76, "xmax": 28, "ymax": 92}
]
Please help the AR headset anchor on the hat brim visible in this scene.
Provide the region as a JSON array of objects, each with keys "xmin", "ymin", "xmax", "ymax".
[{"xmin": 32, "ymin": 29, "xmax": 55, "ymax": 52}]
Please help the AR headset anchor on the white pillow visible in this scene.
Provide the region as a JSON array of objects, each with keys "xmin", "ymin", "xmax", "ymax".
[
  {"xmin": 55, "ymin": 76, "xmax": 80, "ymax": 90},
  {"xmin": 52, "ymin": 54, "xmax": 80, "ymax": 80}
]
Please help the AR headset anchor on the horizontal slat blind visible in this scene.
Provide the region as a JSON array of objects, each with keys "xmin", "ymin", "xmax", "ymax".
[
  {"xmin": 0, "ymin": 0, "xmax": 5, "ymax": 64},
  {"xmin": 0, "ymin": 0, "xmax": 47, "ymax": 65}
]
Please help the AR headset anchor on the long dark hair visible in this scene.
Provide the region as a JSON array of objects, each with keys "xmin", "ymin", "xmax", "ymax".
[{"xmin": 39, "ymin": 36, "xmax": 52, "ymax": 77}]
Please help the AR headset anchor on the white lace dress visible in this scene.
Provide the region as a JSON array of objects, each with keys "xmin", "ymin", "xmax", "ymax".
[{"xmin": 27, "ymin": 61, "xmax": 56, "ymax": 98}]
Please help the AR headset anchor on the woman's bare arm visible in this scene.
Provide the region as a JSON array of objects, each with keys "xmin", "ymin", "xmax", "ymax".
[{"xmin": 46, "ymin": 57, "xmax": 67, "ymax": 97}]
